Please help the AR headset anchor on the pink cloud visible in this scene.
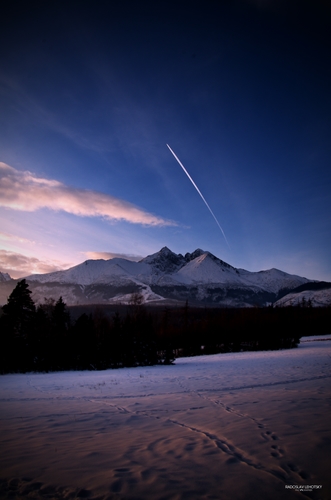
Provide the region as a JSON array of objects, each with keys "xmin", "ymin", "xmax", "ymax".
[
  {"xmin": 0, "ymin": 231, "xmax": 35, "ymax": 245},
  {"xmin": 0, "ymin": 249, "xmax": 72, "ymax": 279},
  {"xmin": 0, "ymin": 162, "xmax": 176, "ymax": 226},
  {"xmin": 85, "ymin": 251, "xmax": 143, "ymax": 261}
]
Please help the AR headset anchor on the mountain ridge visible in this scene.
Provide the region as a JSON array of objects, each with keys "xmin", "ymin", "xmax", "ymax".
[{"xmin": 2, "ymin": 247, "xmax": 328, "ymax": 307}]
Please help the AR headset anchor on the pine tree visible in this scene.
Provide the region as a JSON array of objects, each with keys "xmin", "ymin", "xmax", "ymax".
[
  {"xmin": 50, "ymin": 297, "xmax": 71, "ymax": 369},
  {"xmin": 52, "ymin": 296, "xmax": 70, "ymax": 334},
  {"xmin": 1, "ymin": 279, "xmax": 36, "ymax": 371},
  {"xmin": 2, "ymin": 279, "xmax": 36, "ymax": 328}
]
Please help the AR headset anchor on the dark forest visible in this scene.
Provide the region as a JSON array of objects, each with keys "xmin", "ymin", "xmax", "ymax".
[{"xmin": 1, "ymin": 280, "xmax": 330, "ymax": 374}]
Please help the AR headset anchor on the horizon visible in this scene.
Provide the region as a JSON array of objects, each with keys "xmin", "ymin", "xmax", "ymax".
[{"xmin": 1, "ymin": 1, "xmax": 330, "ymax": 281}]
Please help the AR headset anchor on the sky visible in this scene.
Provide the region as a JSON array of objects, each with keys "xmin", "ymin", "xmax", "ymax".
[{"xmin": 0, "ymin": 0, "xmax": 330, "ymax": 281}]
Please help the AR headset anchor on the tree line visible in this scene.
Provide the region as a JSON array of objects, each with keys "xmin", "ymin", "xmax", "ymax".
[
  {"xmin": 0, "ymin": 281, "xmax": 171, "ymax": 373},
  {"xmin": 1, "ymin": 280, "xmax": 329, "ymax": 373}
]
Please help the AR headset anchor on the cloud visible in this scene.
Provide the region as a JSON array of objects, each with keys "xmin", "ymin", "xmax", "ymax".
[
  {"xmin": 0, "ymin": 163, "xmax": 177, "ymax": 226},
  {"xmin": 0, "ymin": 250, "xmax": 72, "ymax": 279},
  {"xmin": 0, "ymin": 250, "xmax": 144, "ymax": 280},
  {"xmin": 85, "ymin": 251, "xmax": 143, "ymax": 261},
  {"xmin": 0, "ymin": 231, "xmax": 35, "ymax": 245}
]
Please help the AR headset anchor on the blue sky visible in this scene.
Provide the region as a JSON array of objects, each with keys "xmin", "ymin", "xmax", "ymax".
[{"xmin": 1, "ymin": 0, "xmax": 330, "ymax": 280}]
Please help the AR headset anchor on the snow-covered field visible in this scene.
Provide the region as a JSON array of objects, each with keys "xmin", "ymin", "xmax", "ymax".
[{"xmin": 1, "ymin": 337, "xmax": 331, "ymax": 500}]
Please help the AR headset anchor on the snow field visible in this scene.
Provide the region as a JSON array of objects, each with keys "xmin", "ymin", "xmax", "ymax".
[{"xmin": 0, "ymin": 336, "xmax": 330, "ymax": 499}]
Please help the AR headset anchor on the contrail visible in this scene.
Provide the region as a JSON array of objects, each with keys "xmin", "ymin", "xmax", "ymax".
[{"xmin": 166, "ymin": 144, "xmax": 229, "ymax": 247}]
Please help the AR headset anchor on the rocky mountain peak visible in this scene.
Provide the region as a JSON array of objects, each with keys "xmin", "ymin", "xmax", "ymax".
[
  {"xmin": 184, "ymin": 248, "xmax": 206, "ymax": 262},
  {"xmin": 159, "ymin": 246, "xmax": 174, "ymax": 255},
  {"xmin": 141, "ymin": 247, "xmax": 185, "ymax": 273}
]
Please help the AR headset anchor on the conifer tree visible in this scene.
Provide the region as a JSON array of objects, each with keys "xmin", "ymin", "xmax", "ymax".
[
  {"xmin": 52, "ymin": 296, "xmax": 70, "ymax": 334},
  {"xmin": 1, "ymin": 279, "xmax": 36, "ymax": 371},
  {"xmin": 2, "ymin": 279, "xmax": 36, "ymax": 330}
]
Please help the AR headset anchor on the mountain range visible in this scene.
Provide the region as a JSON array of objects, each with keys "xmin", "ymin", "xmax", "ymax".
[{"xmin": 1, "ymin": 247, "xmax": 330, "ymax": 307}]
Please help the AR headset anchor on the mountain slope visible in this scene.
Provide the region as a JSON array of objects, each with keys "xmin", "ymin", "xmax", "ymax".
[
  {"xmin": 274, "ymin": 282, "xmax": 331, "ymax": 307},
  {"xmin": 0, "ymin": 272, "xmax": 11, "ymax": 282}
]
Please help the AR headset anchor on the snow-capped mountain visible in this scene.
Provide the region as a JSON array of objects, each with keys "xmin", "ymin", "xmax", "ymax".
[
  {"xmin": 0, "ymin": 247, "xmax": 322, "ymax": 307},
  {"xmin": 274, "ymin": 281, "xmax": 331, "ymax": 307},
  {"xmin": 0, "ymin": 272, "xmax": 11, "ymax": 282}
]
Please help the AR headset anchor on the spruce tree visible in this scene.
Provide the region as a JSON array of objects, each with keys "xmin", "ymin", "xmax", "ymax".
[
  {"xmin": 1, "ymin": 279, "xmax": 36, "ymax": 371},
  {"xmin": 2, "ymin": 279, "xmax": 36, "ymax": 326}
]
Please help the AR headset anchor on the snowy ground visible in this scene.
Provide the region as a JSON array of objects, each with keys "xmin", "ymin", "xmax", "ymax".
[{"xmin": 1, "ymin": 336, "xmax": 331, "ymax": 500}]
